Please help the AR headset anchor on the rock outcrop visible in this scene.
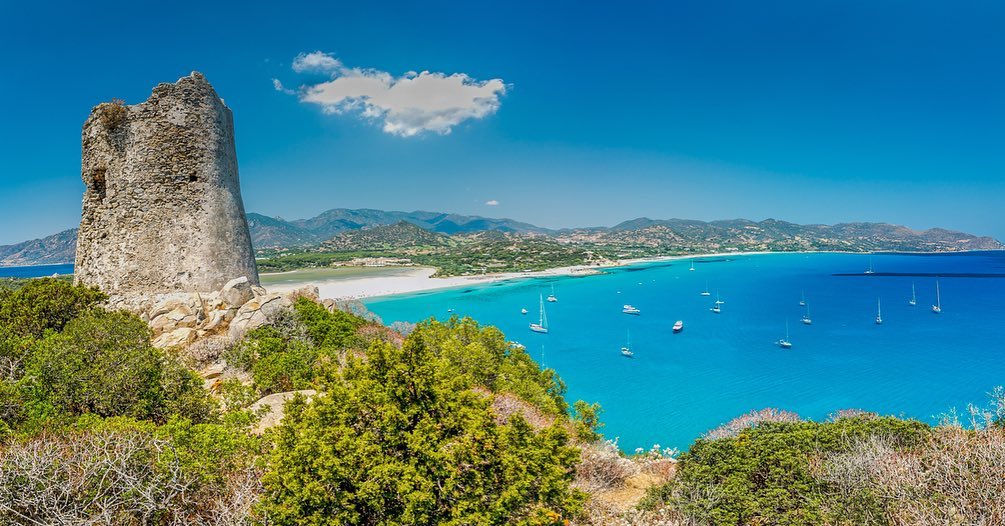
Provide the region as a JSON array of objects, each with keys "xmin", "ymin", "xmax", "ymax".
[{"xmin": 74, "ymin": 72, "xmax": 258, "ymax": 295}]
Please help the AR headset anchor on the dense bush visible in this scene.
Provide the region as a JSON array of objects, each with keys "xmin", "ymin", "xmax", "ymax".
[
  {"xmin": 408, "ymin": 317, "xmax": 569, "ymax": 416},
  {"xmin": 0, "ymin": 278, "xmax": 105, "ymax": 375},
  {"xmin": 225, "ymin": 299, "xmax": 365, "ymax": 396},
  {"xmin": 0, "ymin": 277, "xmax": 105, "ymax": 340},
  {"xmin": 258, "ymin": 331, "xmax": 585, "ymax": 525},
  {"xmin": 642, "ymin": 413, "xmax": 930, "ymax": 525},
  {"xmin": 21, "ymin": 310, "xmax": 214, "ymax": 426}
]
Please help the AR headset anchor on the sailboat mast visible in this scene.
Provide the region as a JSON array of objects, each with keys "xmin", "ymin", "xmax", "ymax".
[
  {"xmin": 538, "ymin": 294, "xmax": 544, "ymax": 326},
  {"xmin": 936, "ymin": 281, "xmax": 941, "ymax": 307}
]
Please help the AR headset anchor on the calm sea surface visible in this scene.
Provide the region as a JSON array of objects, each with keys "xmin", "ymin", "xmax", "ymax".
[
  {"xmin": 365, "ymin": 252, "xmax": 1005, "ymax": 450},
  {"xmin": 0, "ymin": 263, "xmax": 74, "ymax": 278}
]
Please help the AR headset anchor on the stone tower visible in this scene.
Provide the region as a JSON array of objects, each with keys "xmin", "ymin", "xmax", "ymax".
[{"xmin": 75, "ymin": 72, "xmax": 259, "ymax": 294}]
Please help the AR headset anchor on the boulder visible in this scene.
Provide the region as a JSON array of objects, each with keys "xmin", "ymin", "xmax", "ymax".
[
  {"xmin": 221, "ymin": 276, "xmax": 255, "ymax": 307},
  {"xmin": 152, "ymin": 327, "xmax": 197, "ymax": 348},
  {"xmin": 250, "ymin": 390, "xmax": 318, "ymax": 434},
  {"xmin": 228, "ymin": 293, "xmax": 292, "ymax": 339},
  {"xmin": 202, "ymin": 308, "xmax": 229, "ymax": 331}
]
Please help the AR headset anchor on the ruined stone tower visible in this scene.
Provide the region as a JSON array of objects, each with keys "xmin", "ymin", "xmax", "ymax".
[{"xmin": 75, "ymin": 72, "xmax": 259, "ymax": 294}]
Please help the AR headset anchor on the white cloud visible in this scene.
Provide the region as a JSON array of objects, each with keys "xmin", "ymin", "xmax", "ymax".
[
  {"xmin": 485, "ymin": 199, "xmax": 500, "ymax": 206},
  {"xmin": 292, "ymin": 51, "xmax": 342, "ymax": 73},
  {"xmin": 272, "ymin": 78, "xmax": 294, "ymax": 95},
  {"xmin": 285, "ymin": 52, "xmax": 507, "ymax": 137}
]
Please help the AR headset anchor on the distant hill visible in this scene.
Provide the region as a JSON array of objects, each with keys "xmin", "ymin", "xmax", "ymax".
[
  {"xmin": 246, "ymin": 213, "xmax": 321, "ymax": 248},
  {"xmin": 2, "ymin": 211, "xmax": 1002, "ymax": 268},
  {"xmin": 251, "ymin": 208, "xmax": 548, "ymax": 248},
  {"xmin": 292, "ymin": 208, "xmax": 549, "ymax": 239},
  {"xmin": 320, "ymin": 221, "xmax": 452, "ymax": 251},
  {"xmin": 560, "ymin": 218, "xmax": 1004, "ymax": 252},
  {"xmin": 0, "ymin": 229, "xmax": 77, "ymax": 267}
]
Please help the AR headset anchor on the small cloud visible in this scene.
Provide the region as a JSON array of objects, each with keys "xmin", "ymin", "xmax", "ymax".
[
  {"xmin": 272, "ymin": 78, "xmax": 294, "ymax": 95},
  {"xmin": 292, "ymin": 51, "xmax": 342, "ymax": 73},
  {"xmin": 285, "ymin": 51, "xmax": 507, "ymax": 137},
  {"xmin": 485, "ymin": 199, "xmax": 500, "ymax": 206}
]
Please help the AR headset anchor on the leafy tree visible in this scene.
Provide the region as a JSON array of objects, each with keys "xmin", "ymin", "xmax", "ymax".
[{"xmin": 258, "ymin": 333, "xmax": 584, "ymax": 525}]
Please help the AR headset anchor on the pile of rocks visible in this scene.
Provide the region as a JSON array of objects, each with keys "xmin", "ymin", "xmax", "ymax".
[{"xmin": 105, "ymin": 276, "xmax": 319, "ymax": 348}]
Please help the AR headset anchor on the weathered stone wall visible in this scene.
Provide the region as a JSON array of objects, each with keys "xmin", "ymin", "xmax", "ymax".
[{"xmin": 75, "ymin": 72, "xmax": 259, "ymax": 294}]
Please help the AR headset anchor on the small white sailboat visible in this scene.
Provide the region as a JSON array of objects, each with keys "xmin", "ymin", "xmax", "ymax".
[
  {"xmin": 547, "ymin": 284, "xmax": 558, "ymax": 303},
  {"xmin": 801, "ymin": 303, "xmax": 812, "ymax": 325},
  {"xmin": 777, "ymin": 320, "xmax": 793, "ymax": 348},
  {"xmin": 864, "ymin": 256, "xmax": 875, "ymax": 274},
  {"xmin": 875, "ymin": 298, "xmax": 883, "ymax": 325},
  {"xmin": 711, "ymin": 291, "xmax": 722, "ymax": 314},
  {"xmin": 689, "ymin": 259, "xmax": 696, "ymax": 271},
  {"xmin": 622, "ymin": 304, "xmax": 641, "ymax": 315},
  {"xmin": 799, "ymin": 289, "xmax": 806, "ymax": 307},
  {"xmin": 672, "ymin": 320, "xmax": 684, "ymax": 333},
  {"xmin": 621, "ymin": 330, "xmax": 634, "ymax": 357},
  {"xmin": 932, "ymin": 280, "xmax": 942, "ymax": 313},
  {"xmin": 529, "ymin": 294, "xmax": 549, "ymax": 333},
  {"xmin": 700, "ymin": 280, "xmax": 711, "ymax": 296},
  {"xmin": 908, "ymin": 282, "xmax": 917, "ymax": 306}
]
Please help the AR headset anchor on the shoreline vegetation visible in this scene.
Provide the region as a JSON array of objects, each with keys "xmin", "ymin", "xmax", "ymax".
[{"xmin": 261, "ymin": 251, "xmax": 772, "ymax": 300}]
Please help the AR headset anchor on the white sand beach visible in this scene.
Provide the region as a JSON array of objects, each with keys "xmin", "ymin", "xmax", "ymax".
[{"xmin": 262, "ymin": 251, "xmax": 768, "ymax": 301}]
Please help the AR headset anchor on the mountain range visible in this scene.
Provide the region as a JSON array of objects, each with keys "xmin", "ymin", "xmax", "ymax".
[{"xmin": 2, "ymin": 208, "xmax": 1002, "ymax": 267}]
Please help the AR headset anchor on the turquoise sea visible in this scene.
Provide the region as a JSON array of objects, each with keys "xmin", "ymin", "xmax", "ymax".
[
  {"xmin": 0, "ymin": 263, "xmax": 74, "ymax": 279},
  {"xmin": 365, "ymin": 252, "xmax": 1005, "ymax": 451}
]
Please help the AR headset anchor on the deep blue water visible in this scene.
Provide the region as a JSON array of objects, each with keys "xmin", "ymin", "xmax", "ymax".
[
  {"xmin": 365, "ymin": 252, "xmax": 1005, "ymax": 451},
  {"xmin": 0, "ymin": 263, "xmax": 74, "ymax": 278}
]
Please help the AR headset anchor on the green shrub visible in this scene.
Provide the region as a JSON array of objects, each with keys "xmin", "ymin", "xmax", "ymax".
[
  {"xmin": 642, "ymin": 414, "xmax": 931, "ymax": 526},
  {"xmin": 258, "ymin": 333, "xmax": 584, "ymax": 525},
  {"xmin": 22, "ymin": 310, "xmax": 214, "ymax": 425},
  {"xmin": 408, "ymin": 317, "xmax": 569, "ymax": 416},
  {"xmin": 0, "ymin": 278, "xmax": 105, "ymax": 340}
]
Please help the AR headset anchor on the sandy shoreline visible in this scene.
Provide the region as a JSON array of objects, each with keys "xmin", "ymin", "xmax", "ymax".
[{"xmin": 263, "ymin": 251, "xmax": 772, "ymax": 301}]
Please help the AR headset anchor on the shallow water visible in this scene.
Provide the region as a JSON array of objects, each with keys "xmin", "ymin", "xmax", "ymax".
[{"xmin": 365, "ymin": 252, "xmax": 1005, "ymax": 450}]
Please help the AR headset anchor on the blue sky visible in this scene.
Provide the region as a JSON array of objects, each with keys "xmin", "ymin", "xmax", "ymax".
[{"xmin": 1, "ymin": 0, "xmax": 1003, "ymax": 245}]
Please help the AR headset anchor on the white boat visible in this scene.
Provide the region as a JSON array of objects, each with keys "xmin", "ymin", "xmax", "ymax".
[
  {"xmin": 672, "ymin": 320, "xmax": 684, "ymax": 333},
  {"xmin": 875, "ymin": 298, "xmax": 883, "ymax": 325},
  {"xmin": 710, "ymin": 290, "xmax": 723, "ymax": 313},
  {"xmin": 529, "ymin": 294, "xmax": 549, "ymax": 333},
  {"xmin": 908, "ymin": 282, "xmax": 917, "ymax": 306},
  {"xmin": 689, "ymin": 259, "xmax": 696, "ymax": 271},
  {"xmin": 864, "ymin": 256, "xmax": 875, "ymax": 274},
  {"xmin": 546, "ymin": 284, "xmax": 558, "ymax": 302},
  {"xmin": 622, "ymin": 304, "xmax": 641, "ymax": 315},
  {"xmin": 521, "ymin": 308, "xmax": 528, "ymax": 315},
  {"xmin": 799, "ymin": 289, "xmax": 806, "ymax": 307},
  {"xmin": 801, "ymin": 303, "xmax": 812, "ymax": 325},
  {"xmin": 700, "ymin": 280, "xmax": 711, "ymax": 296},
  {"xmin": 509, "ymin": 341, "xmax": 526, "ymax": 350},
  {"xmin": 621, "ymin": 330, "xmax": 634, "ymax": 357},
  {"xmin": 777, "ymin": 320, "xmax": 793, "ymax": 348},
  {"xmin": 932, "ymin": 280, "xmax": 942, "ymax": 313}
]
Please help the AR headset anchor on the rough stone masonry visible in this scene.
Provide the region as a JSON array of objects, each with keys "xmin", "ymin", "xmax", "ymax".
[{"xmin": 74, "ymin": 72, "xmax": 259, "ymax": 294}]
